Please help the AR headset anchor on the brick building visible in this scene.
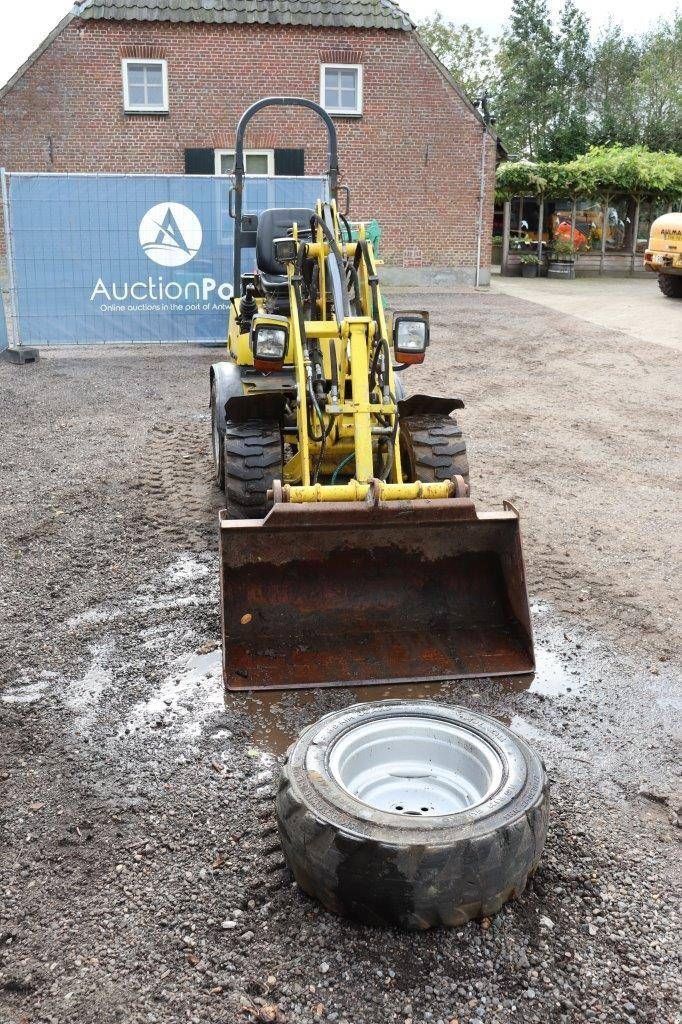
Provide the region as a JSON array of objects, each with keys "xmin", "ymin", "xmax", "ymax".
[{"xmin": 0, "ymin": 0, "xmax": 498, "ymax": 282}]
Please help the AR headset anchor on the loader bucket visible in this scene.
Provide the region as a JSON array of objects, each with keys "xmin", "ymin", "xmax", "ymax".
[{"xmin": 220, "ymin": 499, "xmax": 534, "ymax": 691}]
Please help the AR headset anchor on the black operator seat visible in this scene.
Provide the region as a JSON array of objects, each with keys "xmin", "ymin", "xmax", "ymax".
[{"xmin": 256, "ymin": 208, "xmax": 314, "ymax": 290}]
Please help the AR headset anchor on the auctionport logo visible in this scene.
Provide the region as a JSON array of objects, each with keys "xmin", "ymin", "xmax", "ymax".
[
  {"xmin": 89, "ymin": 200, "xmax": 232, "ymax": 308},
  {"xmin": 138, "ymin": 202, "xmax": 202, "ymax": 267}
]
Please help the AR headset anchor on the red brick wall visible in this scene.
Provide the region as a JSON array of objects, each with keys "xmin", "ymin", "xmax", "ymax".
[{"xmin": 0, "ymin": 18, "xmax": 496, "ymax": 272}]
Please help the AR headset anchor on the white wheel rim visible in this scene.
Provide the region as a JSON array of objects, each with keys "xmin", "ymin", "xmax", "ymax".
[{"xmin": 327, "ymin": 715, "xmax": 504, "ymax": 817}]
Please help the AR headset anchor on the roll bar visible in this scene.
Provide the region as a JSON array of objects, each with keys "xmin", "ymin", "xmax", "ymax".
[{"xmin": 230, "ymin": 97, "xmax": 340, "ymax": 295}]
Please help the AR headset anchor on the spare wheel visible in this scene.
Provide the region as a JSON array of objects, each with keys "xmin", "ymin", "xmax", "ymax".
[{"xmin": 276, "ymin": 701, "xmax": 549, "ymax": 929}]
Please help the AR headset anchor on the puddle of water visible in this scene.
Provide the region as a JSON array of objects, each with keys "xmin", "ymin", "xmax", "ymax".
[
  {"xmin": 530, "ymin": 645, "xmax": 582, "ymax": 696},
  {"xmin": 3, "ymin": 645, "xmax": 114, "ymax": 724},
  {"xmin": 132, "ymin": 592, "xmax": 212, "ymax": 613},
  {"xmin": 122, "ymin": 648, "xmax": 224, "ymax": 737},
  {"xmin": 65, "ymin": 643, "xmax": 114, "ymax": 730},
  {"xmin": 132, "ymin": 555, "xmax": 214, "ymax": 614},
  {"xmin": 508, "ymin": 714, "xmax": 552, "ymax": 743},
  {"xmin": 67, "ymin": 607, "xmax": 121, "ymax": 629},
  {"xmin": 237, "ymin": 689, "xmax": 318, "ymax": 756},
  {"xmin": 1, "ymin": 672, "xmax": 57, "ymax": 705},
  {"xmin": 351, "ymin": 680, "xmax": 457, "ymax": 704},
  {"xmin": 236, "ymin": 645, "xmax": 585, "ymax": 756},
  {"xmin": 2, "ymin": 645, "xmax": 115, "ymax": 729},
  {"xmin": 119, "ymin": 592, "xmax": 584, "ymax": 751},
  {"xmin": 495, "ymin": 645, "xmax": 579, "ymax": 698},
  {"xmin": 238, "ymin": 679, "xmax": 470, "ymax": 757},
  {"xmin": 165, "ymin": 555, "xmax": 210, "ymax": 587}
]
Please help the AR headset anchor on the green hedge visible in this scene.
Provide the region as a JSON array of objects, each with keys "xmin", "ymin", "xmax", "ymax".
[{"xmin": 495, "ymin": 145, "xmax": 682, "ymax": 203}]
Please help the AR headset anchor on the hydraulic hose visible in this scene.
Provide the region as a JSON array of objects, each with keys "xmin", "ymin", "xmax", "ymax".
[
  {"xmin": 340, "ymin": 212, "xmax": 353, "ymax": 242},
  {"xmin": 354, "ymin": 239, "xmax": 380, "ymax": 324},
  {"xmin": 309, "ymin": 383, "xmax": 327, "ymax": 483},
  {"xmin": 347, "ymin": 263, "xmax": 362, "ymax": 316},
  {"xmin": 310, "ymin": 212, "xmax": 351, "ymax": 320},
  {"xmin": 309, "ymin": 263, "xmax": 319, "ymax": 319},
  {"xmin": 331, "ymin": 451, "xmax": 355, "ymax": 484},
  {"xmin": 329, "ymin": 334, "xmax": 339, "ymax": 397},
  {"xmin": 291, "ymin": 235, "xmax": 339, "ymax": 482},
  {"xmin": 380, "ymin": 392, "xmax": 399, "ymax": 482},
  {"xmin": 370, "ymin": 336, "xmax": 390, "ymax": 392},
  {"xmin": 292, "ymin": 248, "xmax": 324, "ymax": 445}
]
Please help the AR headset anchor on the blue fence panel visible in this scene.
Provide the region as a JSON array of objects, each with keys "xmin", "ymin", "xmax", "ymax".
[{"xmin": 9, "ymin": 173, "xmax": 327, "ymax": 344}]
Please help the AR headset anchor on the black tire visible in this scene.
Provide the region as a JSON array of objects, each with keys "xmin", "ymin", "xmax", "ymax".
[
  {"xmin": 223, "ymin": 419, "xmax": 282, "ymax": 519},
  {"xmin": 658, "ymin": 272, "xmax": 682, "ymax": 298},
  {"xmin": 400, "ymin": 413, "xmax": 470, "ymax": 493},
  {"xmin": 276, "ymin": 701, "xmax": 549, "ymax": 930},
  {"xmin": 210, "ymin": 379, "xmax": 225, "ymax": 489}
]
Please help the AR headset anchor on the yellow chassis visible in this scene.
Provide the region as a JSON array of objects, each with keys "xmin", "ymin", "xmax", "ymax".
[
  {"xmin": 228, "ymin": 201, "xmax": 447, "ymax": 502},
  {"xmin": 645, "ymin": 213, "xmax": 682, "ymax": 274}
]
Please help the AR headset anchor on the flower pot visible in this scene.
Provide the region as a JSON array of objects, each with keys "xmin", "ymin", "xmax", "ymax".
[
  {"xmin": 547, "ymin": 260, "xmax": 575, "ymax": 280},
  {"xmin": 521, "ymin": 264, "xmax": 539, "ymax": 279}
]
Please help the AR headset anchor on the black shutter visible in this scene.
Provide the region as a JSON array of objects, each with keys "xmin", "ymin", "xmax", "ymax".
[
  {"xmin": 274, "ymin": 148, "xmax": 305, "ymax": 176},
  {"xmin": 184, "ymin": 148, "xmax": 215, "ymax": 174}
]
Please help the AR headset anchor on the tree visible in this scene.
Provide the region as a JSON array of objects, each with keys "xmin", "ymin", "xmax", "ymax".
[
  {"xmin": 495, "ymin": 146, "xmax": 682, "ymax": 203},
  {"xmin": 496, "ymin": 0, "xmax": 559, "ymax": 159},
  {"xmin": 550, "ymin": 0, "xmax": 592, "ymax": 160},
  {"xmin": 417, "ymin": 13, "xmax": 498, "ymax": 103},
  {"xmin": 637, "ymin": 14, "xmax": 682, "ymax": 153},
  {"xmin": 590, "ymin": 22, "xmax": 642, "ymax": 147},
  {"xmin": 418, "ymin": 6, "xmax": 682, "ymax": 159}
]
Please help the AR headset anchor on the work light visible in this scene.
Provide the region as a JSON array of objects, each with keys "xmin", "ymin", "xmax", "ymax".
[
  {"xmin": 251, "ymin": 315, "xmax": 289, "ymax": 370},
  {"xmin": 393, "ymin": 313, "xmax": 429, "ymax": 364}
]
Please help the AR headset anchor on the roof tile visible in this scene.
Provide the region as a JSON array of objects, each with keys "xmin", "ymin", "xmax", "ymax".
[{"xmin": 76, "ymin": 0, "xmax": 413, "ymax": 30}]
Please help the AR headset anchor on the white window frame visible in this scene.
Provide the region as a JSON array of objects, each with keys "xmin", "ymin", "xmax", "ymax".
[
  {"xmin": 214, "ymin": 149, "xmax": 275, "ymax": 176},
  {"xmin": 122, "ymin": 58, "xmax": 168, "ymax": 113},
  {"xmin": 320, "ymin": 63, "xmax": 363, "ymax": 116}
]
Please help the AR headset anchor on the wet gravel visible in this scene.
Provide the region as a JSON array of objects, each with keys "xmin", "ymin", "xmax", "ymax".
[{"xmin": 1, "ymin": 288, "xmax": 680, "ymax": 1024}]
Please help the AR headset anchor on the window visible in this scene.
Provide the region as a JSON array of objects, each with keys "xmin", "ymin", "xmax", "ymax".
[
  {"xmin": 320, "ymin": 64, "xmax": 363, "ymax": 116},
  {"xmin": 122, "ymin": 59, "xmax": 168, "ymax": 113},
  {"xmin": 215, "ymin": 149, "xmax": 275, "ymax": 176}
]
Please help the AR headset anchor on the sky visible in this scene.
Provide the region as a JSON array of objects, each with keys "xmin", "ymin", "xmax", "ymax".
[
  {"xmin": 0, "ymin": 0, "xmax": 671, "ymax": 92},
  {"xmin": 400, "ymin": 0, "xmax": 668, "ymax": 36}
]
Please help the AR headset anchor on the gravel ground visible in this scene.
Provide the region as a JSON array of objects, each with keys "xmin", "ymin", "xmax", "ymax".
[{"xmin": 0, "ymin": 287, "xmax": 680, "ymax": 1024}]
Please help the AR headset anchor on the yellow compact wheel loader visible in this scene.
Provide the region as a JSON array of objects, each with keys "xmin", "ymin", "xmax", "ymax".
[
  {"xmin": 644, "ymin": 212, "xmax": 682, "ymax": 298},
  {"xmin": 211, "ymin": 97, "xmax": 534, "ymax": 691}
]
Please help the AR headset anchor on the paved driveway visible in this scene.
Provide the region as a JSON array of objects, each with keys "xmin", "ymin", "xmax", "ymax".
[{"xmin": 492, "ymin": 274, "xmax": 680, "ymax": 351}]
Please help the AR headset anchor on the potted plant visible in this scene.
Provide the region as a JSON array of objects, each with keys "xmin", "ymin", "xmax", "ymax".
[
  {"xmin": 520, "ymin": 253, "xmax": 540, "ymax": 278},
  {"xmin": 548, "ymin": 237, "xmax": 577, "ymax": 279},
  {"xmin": 491, "ymin": 235, "xmax": 504, "ymax": 265}
]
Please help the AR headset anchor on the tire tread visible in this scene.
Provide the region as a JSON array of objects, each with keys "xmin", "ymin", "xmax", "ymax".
[
  {"xmin": 276, "ymin": 711, "xmax": 549, "ymax": 930},
  {"xmin": 658, "ymin": 273, "xmax": 682, "ymax": 298},
  {"xmin": 400, "ymin": 413, "xmax": 470, "ymax": 491},
  {"xmin": 223, "ymin": 419, "xmax": 282, "ymax": 518}
]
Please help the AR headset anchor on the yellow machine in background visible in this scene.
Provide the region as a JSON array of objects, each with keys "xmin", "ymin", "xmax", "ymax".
[
  {"xmin": 210, "ymin": 97, "xmax": 534, "ymax": 692},
  {"xmin": 644, "ymin": 212, "xmax": 682, "ymax": 298}
]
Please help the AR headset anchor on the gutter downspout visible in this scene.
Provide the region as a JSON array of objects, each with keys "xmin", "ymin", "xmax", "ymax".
[{"xmin": 475, "ymin": 124, "xmax": 486, "ymax": 287}]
